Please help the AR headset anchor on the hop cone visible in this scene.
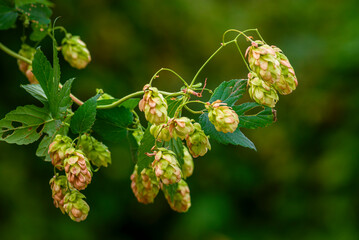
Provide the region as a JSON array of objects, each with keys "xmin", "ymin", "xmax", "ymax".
[
  {"xmin": 186, "ymin": 123, "xmax": 211, "ymax": 158},
  {"xmin": 163, "ymin": 180, "xmax": 191, "ymax": 213},
  {"xmin": 246, "ymin": 40, "xmax": 281, "ymax": 84},
  {"xmin": 272, "ymin": 46, "xmax": 298, "ymax": 95},
  {"xmin": 169, "ymin": 117, "xmax": 194, "ymax": 140},
  {"xmin": 63, "ymin": 191, "xmax": 90, "ymax": 222},
  {"xmin": 248, "ymin": 72, "xmax": 279, "ymax": 108},
  {"xmin": 152, "ymin": 148, "xmax": 181, "ymax": 185},
  {"xmin": 150, "ymin": 122, "xmax": 171, "ymax": 142},
  {"xmin": 77, "ymin": 134, "xmax": 111, "ymax": 168},
  {"xmin": 64, "ymin": 148, "xmax": 92, "ymax": 190},
  {"xmin": 62, "ymin": 34, "xmax": 91, "ymax": 69},
  {"xmin": 182, "ymin": 146, "xmax": 194, "ymax": 178},
  {"xmin": 205, "ymin": 100, "xmax": 239, "ymax": 133},
  {"xmin": 138, "ymin": 84, "xmax": 168, "ymax": 125},
  {"xmin": 49, "ymin": 175, "xmax": 69, "ymax": 213},
  {"xmin": 17, "ymin": 44, "xmax": 38, "ymax": 84},
  {"xmin": 130, "ymin": 165, "xmax": 160, "ymax": 204},
  {"xmin": 48, "ymin": 134, "xmax": 73, "ymax": 170}
]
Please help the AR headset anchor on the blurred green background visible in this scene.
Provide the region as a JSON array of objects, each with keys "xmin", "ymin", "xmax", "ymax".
[{"xmin": 1, "ymin": 0, "xmax": 359, "ymax": 239}]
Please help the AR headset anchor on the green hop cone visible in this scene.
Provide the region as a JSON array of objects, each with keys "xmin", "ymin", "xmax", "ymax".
[
  {"xmin": 64, "ymin": 148, "xmax": 92, "ymax": 190},
  {"xmin": 150, "ymin": 122, "xmax": 171, "ymax": 142},
  {"xmin": 48, "ymin": 134, "xmax": 73, "ymax": 170},
  {"xmin": 17, "ymin": 44, "xmax": 38, "ymax": 84},
  {"xmin": 182, "ymin": 146, "xmax": 194, "ymax": 178},
  {"xmin": 130, "ymin": 165, "xmax": 160, "ymax": 204},
  {"xmin": 63, "ymin": 191, "xmax": 90, "ymax": 222},
  {"xmin": 168, "ymin": 117, "xmax": 194, "ymax": 140},
  {"xmin": 245, "ymin": 40, "xmax": 281, "ymax": 84},
  {"xmin": 163, "ymin": 180, "xmax": 191, "ymax": 213},
  {"xmin": 185, "ymin": 123, "xmax": 211, "ymax": 158},
  {"xmin": 152, "ymin": 148, "xmax": 181, "ymax": 185},
  {"xmin": 272, "ymin": 46, "xmax": 298, "ymax": 95},
  {"xmin": 77, "ymin": 134, "xmax": 111, "ymax": 168},
  {"xmin": 62, "ymin": 34, "xmax": 91, "ymax": 69},
  {"xmin": 205, "ymin": 100, "xmax": 239, "ymax": 133},
  {"xmin": 248, "ymin": 72, "xmax": 279, "ymax": 108},
  {"xmin": 49, "ymin": 174, "xmax": 69, "ymax": 214},
  {"xmin": 138, "ymin": 84, "xmax": 168, "ymax": 125}
]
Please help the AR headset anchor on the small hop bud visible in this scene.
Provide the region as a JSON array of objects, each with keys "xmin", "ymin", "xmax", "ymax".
[
  {"xmin": 63, "ymin": 191, "xmax": 90, "ymax": 222},
  {"xmin": 150, "ymin": 122, "xmax": 171, "ymax": 142},
  {"xmin": 168, "ymin": 117, "xmax": 194, "ymax": 140},
  {"xmin": 138, "ymin": 85, "xmax": 168, "ymax": 125},
  {"xmin": 17, "ymin": 44, "xmax": 38, "ymax": 84},
  {"xmin": 245, "ymin": 40, "xmax": 281, "ymax": 84},
  {"xmin": 130, "ymin": 165, "xmax": 160, "ymax": 204},
  {"xmin": 62, "ymin": 34, "xmax": 91, "ymax": 69},
  {"xmin": 163, "ymin": 179, "xmax": 191, "ymax": 213},
  {"xmin": 185, "ymin": 123, "xmax": 211, "ymax": 158},
  {"xmin": 49, "ymin": 175, "xmax": 69, "ymax": 213},
  {"xmin": 77, "ymin": 134, "xmax": 111, "ymax": 168},
  {"xmin": 152, "ymin": 148, "xmax": 182, "ymax": 185},
  {"xmin": 272, "ymin": 46, "xmax": 298, "ymax": 95},
  {"xmin": 48, "ymin": 134, "xmax": 73, "ymax": 170},
  {"xmin": 64, "ymin": 148, "xmax": 92, "ymax": 190},
  {"xmin": 248, "ymin": 72, "xmax": 279, "ymax": 108},
  {"xmin": 182, "ymin": 146, "xmax": 194, "ymax": 178},
  {"xmin": 205, "ymin": 100, "xmax": 239, "ymax": 133}
]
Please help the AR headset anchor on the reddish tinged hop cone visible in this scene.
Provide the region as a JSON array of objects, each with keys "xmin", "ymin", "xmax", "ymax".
[
  {"xmin": 248, "ymin": 72, "xmax": 279, "ymax": 108},
  {"xmin": 245, "ymin": 40, "xmax": 281, "ymax": 84},
  {"xmin": 64, "ymin": 148, "xmax": 92, "ymax": 191},
  {"xmin": 205, "ymin": 100, "xmax": 239, "ymax": 133},
  {"xmin": 163, "ymin": 179, "xmax": 191, "ymax": 213},
  {"xmin": 152, "ymin": 148, "xmax": 181, "ymax": 185},
  {"xmin": 185, "ymin": 123, "xmax": 211, "ymax": 158},
  {"xmin": 77, "ymin": 134, "xmax": 111, "ymax": 168},
  {"xmin": 63, "ymin": 191, "xmax": 90, "ymax": 222},
  {"xmin": 168, "ymin": 117, "xmax": 194, "ymax": 140},
  {"xmin": 150, "ymin": 122, "xmax": 172, "ymax": 142},
  {"xmin": 17, "ymin": 44, "xmax": 38, "ymax": 84},
  {"xmin": 272, "ymin": 46, "xmax": 298, "ymax": 95},
  {"xmin": 130, "ymin": 165, "xmax": 160, "ymax": 204},
  {"xmin": 49, "ymin": 174, "xmax": 69, "ymax": 213},
  {"xmin": 138, "ymin": 84, "xmax": 168, "ymax": 125},
  {"xmin": 61, "ymin": 34, "xmax": 91, "ymax": 69},
  {"xmin": 48, "ymin": 134, "xmax": 73, "ymax": 170},
  {"xmin": 182, "ymin": 146, "xmax": 194, "ymax": 178}
]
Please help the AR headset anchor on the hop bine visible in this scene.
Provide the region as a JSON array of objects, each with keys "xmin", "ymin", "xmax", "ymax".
[
  {"xmin": 130, "ymin": 165, "xmax": 160, "ymax": 204},
  {"xmin": 152, "ymin": 148, "xmax": 182, "ymax": 185},
  {"xmin": 138, "ymin": 84, "xmax": 168, "ymax": 125},
  {"xmin": 62, "ymin": 34, "xmax": 91, "ymax": 69},
  {"xmin": 64, "ymin": 148, "xmax": 92, "ymax": 190},
  {"xmin": 186, "ymin": 123, "xmax": 211, "ymax": 158},
  {"xmin": 205, "ymin": 100, "xmax": 239, "ymax": 133}
]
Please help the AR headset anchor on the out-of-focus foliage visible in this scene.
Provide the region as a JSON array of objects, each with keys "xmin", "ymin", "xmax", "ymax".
[{"xmin": 0, "ymin": 0, "xmax": 359, "ymax": 239}]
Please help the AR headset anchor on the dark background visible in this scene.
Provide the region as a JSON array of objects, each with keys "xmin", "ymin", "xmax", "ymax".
[{"xmin": 1, "ymin": 0, "xmax": 359, "ymax": 239}]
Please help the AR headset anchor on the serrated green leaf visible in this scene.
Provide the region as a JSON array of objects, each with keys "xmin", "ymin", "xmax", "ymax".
[
  {"xmin": 18, "ymin": 3, "xmax": 52, "ymax": 25},
  {"xmin": 166, "ymin": 96, "xmax": 183, "ymax": 117},
  {"xmin": 70, "ymin": 95, "xmax": 99, "ymax": 134},
  {"xmin": 57, "ymin": 78, "xmax": 74, "ymax": 114},
  {"xmin": 92, "ymin": 106, "xmax": 133, "ymax": 143},
  {"xmin": 36, "ymin": 134, "xmax": 51, "ymax": 161},
  {"xmin": 21, "ymin": 84, "xmax": 47, "ymax": 104},
  {"xmin": 164, "ymin": 137, "xmax": 184, "ymax": 167},
  {"xmin": 127, "ymin": 130, "xmax": 138, "ymax": 163},
  {"xmin": 163, "ymin": 182, "xmax": 178, "ymax": 202},
  {"xmin": 137, "ymin": 126, "xmax": 155, "ymax": 174},
  {"xmin": 199, "ymin": 113, "xmax": 256, "ymax": 150},
  {"xmin": 97, "ymin": 98, "xmax": 140, "ymax": 110},
  {"xmin": 0, "ymin": 2, "xmax": 18, "ymax": 30},
  {"xmin": 29, "ymin": 22, "xmax": 48, "ymax": 41},
  {"xmin": 209, "ymin": 79, "xmax": 247, "ymax": 106},
  {"xmin": 15, "ymin": 0, "xmax": 53, "ymax": 7},
  {"xmin": 233, "ymin": 102, "xmax": 274, "ymax": 129},
  {"xmin": 0, "ymin": 105, "xmax": 52, "ymax": 145}
]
